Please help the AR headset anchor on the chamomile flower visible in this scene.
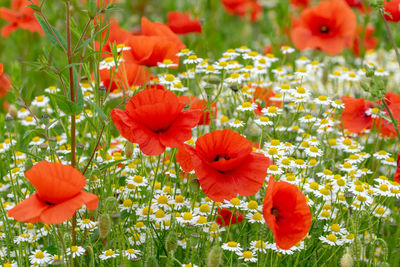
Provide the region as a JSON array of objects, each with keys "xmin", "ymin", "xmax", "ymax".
[
  {"xmin": 78, "ymin": 218, "xmax": 97, "ymax": 231},
  {"xmin": 262, "ymin": 106, "xmax": 281, "ymax": 117},
  {"xmin": 31, "ymin": 95, "xmax": 50, "ymax": 107},
  {"xmin": 237, "ymin": 251, "xmax": 257, "ymax": 262},
  {"xmin": 319, "ymin": 234, "xmax": 345, "ymax": 246},
  {"xmin": 281, "ymin": 45, "xmax": 295, "ymax": 54},
  {"xmin": 229, "ymin": 119, "xmax": 245, "ymax": 128},
  {"xmin": 66, "ymin": 246, "xmax": 85, "ymax": 258},
  {"xmin": 29, "ymin": 250, "xmax": 52, "ymax": 265},
  {"xmin": 44, "ymin": 85, "xmax": 61, "ymax": 94},
  {"xmin": 157, "ymin": 59, "xmax": 178, "ymax": 68},
  {"xmin": 183, "ymin": 55, "xmax": 203, "ymax": 64},
  {"xmin": 254, "ymin": 116, "xmax": 273, "ymax": 126},
  {"xmin": 237, "ymin": 101, "xmax": 257, "ymax": 112},
  {"xmin": 99, "ymin": 249, "xmax": 119, "ymax": 260},
  {"xmin": 222, "ymin": 241, "xmax": 243, "ymax": 253}
]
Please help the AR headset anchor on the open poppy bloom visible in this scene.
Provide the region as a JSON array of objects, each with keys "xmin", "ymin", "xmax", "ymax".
[
  {"xmin": 7, "ymin": 161, "xmax": 98, "ymax": 225},
  {"xmin": 100, "ymin": 61, "xmax": 150, "ymax": 92},
  {"xmin": 290, "ymin": 0, "xmax": 356, "ymax": 55},
  {"xmin": 375, "ymin": 91, "xmax": 400, "ymax": 137},
  {"xmin": 290, "ymin": 0, "xmax": 311, "ymax": 9},
  {"xmin": 182, "ymin": 129, "xmax": 270, "ymax": 202},
  {"xmin": 341, "ymin": 96, "xmax": 375, "ymax": 134},
  {"xmin": 384, "ymin": 0, "xmax": 400, "ymax": 22},
  {"xmin": 141, "ymin": 16, "xmax": 185, "ymax": 50},
  {"xmin": 111, "ymin": 89, "xmax": 202, "ymax": 156},
  {"xmin": 0, "ymin": 0, "xmax": 44, "ymax": 37},
  {"xmin": 123, "ymin": 35, "xmax": 180, "ymax": 67},
  {"xmin": 178, "ymin": 95, "xmax": 217, "ymax": 125},
  {"xmin": 394, "ymin": 153, "xmax": 400, "ymax": 184},
  {"xmin": 0, "ymin": 63, "xmax": 10, "ymax": 98},
  {"xmin": 167, "ymin": 11, "xmax": 202, "ymax": 34},
  {"xmin": 221, "ymin": 0, "xmax": 262, "ymax": 22},
  {"xmin": 263, "ymin": 176, "xmax": 311, "ymax": 250},
  {"xmin": 215, "ymin": 208, "xmax": 244, "ymax": 226}
]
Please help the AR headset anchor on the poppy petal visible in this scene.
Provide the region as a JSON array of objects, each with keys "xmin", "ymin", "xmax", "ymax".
[{"xmin": 7, "ymin": 193, "xmax": 49, "ymax": 223}]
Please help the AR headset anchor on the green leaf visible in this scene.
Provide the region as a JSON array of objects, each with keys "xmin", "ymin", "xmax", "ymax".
[
  {"xmin": 88, "ymin": 0, "xmax": 97, "ymax": 18},
  {"xmin": 76, "ymin": 83, "xmax": 84, "ymax": 113},
  {"xmin": 50, "ymin": 94, "xmax": 77, "ymax": 115},
  {"xmin": 28, "ymin": 4, "xmax": 41, "ymax": 12},
  {"xmin": 87, "ymin": 99, "xmax": 107, "ymax": 121},
  {"xmin": 76, "ymin": 24, "xmax": 111, "ymax": 52},
  {"xmin": 34, "ymin": 14, "xmax": 67, "ymax": 51},
  {"xmin": 22, "ymin": 128, "xmax": 45, "ymax": 142}
]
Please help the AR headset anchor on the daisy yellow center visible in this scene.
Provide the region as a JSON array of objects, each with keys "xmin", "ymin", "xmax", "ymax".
[
  {"xmin": 378, "ymin": 150, "xmax": 387, "ymax": 155},
  {"xmin": 36, "ymin": 96, "xmax": 44, "ymax": 102},
  {"xmin": 320, "ymin": 188, "xmax": 329, "ymax": 195},
  {"xmin": 157, "ymin": 196, "xmax": 168, "ymax": 204},
  {"xmin": 175, "ymin": 195, "xmax": 184, "ymax": 203},
  {"xmin": 337, "ymin": 179, "xmax": 345, "ymax": 186},
  {"xmin": 342, "ymin": 139, "xmax": 352, "ymax": 146},
  {"xmin": 252, "ymin": 213, "xmax": 262, "ymax": 220},
  {"xmin": 165, "ymin": 74, "xmax": 175, "ymax": 82},
  {"xmin": 343, "ymin": 162, "xmax": 352, "ymax": 169},
  {"xmin": 163, "ymin": 59, "xmax": 172, "ymax": 64},
  {"xmin": 230, "ymin": 198, "xmax": 241, "ymax": 206},
  {"xmin": 155, "ymin": 209, "xmax": 165, "ymax": 218},
  {"xmin": 330, "ymin": 224, "xmax": 341, "ymax": 232},
  {"xmin": 247, "ymin": 200, "xmax": 258, "ymax": 209},
  {"xmin": 82, "ymin": 219, "xmax": 90, "ymax": 224},
  {"xmin": 318, "ymin": 95, "xmax": 327, "ymax": 101},
  {"xmin": 105, "ymin": 57, "xmax": 113, "ymax": 63},
  {"xmin": 26, "ymin": 116, "xmax": 33, "ymax": 122},
  {"xmin": 321, "ymin": 210, "xmax": 330, "ymax": 217},
  {"xmin": 142, "ymin": 207, "xmax": 153, "ymax": 215},
  {"xmin": 136, "ymin": 221, "xmax": 144, "ymax": 228},
  {"xmin": 310, "ymin": 182, "xmax": 319, "ymax": 190},
  {"xmin": 26, "ymin": 223, "xmax": 34, "ymax": 230},
  {"xmin": 268, "ymin": 148, "xmax": 278, "ymax": 155},
  {"xmin": 255, "ymin": 240, "xmax": 266, "ymax": 249},
  {"xmin": 310, "ymin": 146, "xmax": 319, "ymax": 153},
  {"xmin": 127, "ymin": 249, "xmax": 135, "ymax": 254},
  {"xmin": 227, "ymin": 241, "xmax": 238, "ymax": 247},
  {"xmin": 35, "ymin": 251, "xmax": 44, "ymax": 259},
  {"xmin": 260, "ymin": 116, "xmax": 270, "ymax": 122},
  {"xmin": 296, "ymin": 87, "xmax": 306, "ymax": 94},
  {"xmin": 133, "ymin": 175, "xmax": 143, "ymax": 183},
  {"xmin": 269, "ymin": 165, "xmax": 278, "ymax": 171},
  {"xmin": 376, "ymin": 207, "xmax": 385, "ymax": 215},
  {"xmin": 71, "ymin": 246, "xmax": 78, "ymax": 253},
  {"xmin": 200, "ymin": 204, "xmax": 210, "ymax": 213},
  {"xmin": 327, "ymin": 234, "xmax": 337, "ymax": 242},
  {"xmin": 242, "ymin": 251, "xmax": 253, "ymax": 259},
  {"xmin": 268, "ymin": 106, "xmax": 277, "ymax": 113},
  {"xmin": 105, "ymin": 249, "xmax": 114, "ymax": 256},
  {"xmin": 355, "ymin": 185, "xmax": 364, "ymax": 192},
  {"xmin": 348, "ymin": 72, "xmax": 356, "ymax": 78},
  {"xmin": 248, "ymin": 51, "xmax": 258, "ymax": 57},
  {"xmin": 242, "ymin": 102, "xmax": 252, "ymax": 108},
  {"xmin": 123, "ymin": 199, "xmax": 132, "ymax": 207},
  {"xmin": 230, "ymin": 73, "xmax": 240, "ymax": 79},
  {"xmin": 379, "ymin": 184, "xmax": 388, "ymax": 191},
  {"xmin": 183, "ymin": 212, "xmax": 193, "ymax": 221},
  {"xmin": 197, "ymin": 216, "xmax": 207, "ymax": 224},
  {"xmin": 188, "ymin": 55, "xmax": 197, "ymax": 60}
]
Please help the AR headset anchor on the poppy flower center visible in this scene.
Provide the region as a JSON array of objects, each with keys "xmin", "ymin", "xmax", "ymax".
[
  {"xmin": 319, "ymin": 25, "xmax": 330, "ymax": 33},
  {"xmin": 214, "ymin": 154, "xmax": 230, "ymax": 161},
  {"xmin": 271, "ymin": 207, "xmax": 279, "ymax": 219}
]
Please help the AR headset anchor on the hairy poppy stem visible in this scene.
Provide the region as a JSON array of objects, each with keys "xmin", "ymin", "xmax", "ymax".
[
  {"xmin": 380, "ymin": 10, "xmax": 400, "ymax": 72},
  {"xmin": 66, "ymin": 0, "xmax": 77, "ymax": 260}
]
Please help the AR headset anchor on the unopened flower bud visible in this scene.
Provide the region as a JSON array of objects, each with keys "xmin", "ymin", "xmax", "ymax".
[
  {"xmin": 98, "ymin": 214, "xmax": 111, "ymax": 240},
  {"xmin": 39, "ymin": 143, "xmax": 48, "ymax": 151},
  {"xmin": 207, "ymin": 245, "xmax": 223, "ymax": 267},
  {"xmin": 110, "ymin": 211, "xmax": 121, "ymax": 224},
  {"xmin": 125, "ymin": 142, "xmax": 134, "ymax": 158},
  {"xmin": 165, "ymin": 231, "xmax": 178, "ymax": 252},
  {"xmin": 8, "ymin": 104, "xmax": 18, "ymax": 119}
]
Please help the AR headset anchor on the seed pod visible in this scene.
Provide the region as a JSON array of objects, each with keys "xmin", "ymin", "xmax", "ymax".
[
  {"xmin": 8, "ymin": 104, "xmax": 18, "ymax": 119},
  {"xmin": 98, "ymin": 214, "xmax": 111, "ymax": 240},
  {"xmin": 125, "ymin": 142, "xmax": 134, "ymax": 158}
]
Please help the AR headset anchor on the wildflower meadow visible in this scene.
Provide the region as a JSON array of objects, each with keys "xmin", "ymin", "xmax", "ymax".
[{"xmin": 1, "ymin": 0, "xmax": 400, "ymax": 266}]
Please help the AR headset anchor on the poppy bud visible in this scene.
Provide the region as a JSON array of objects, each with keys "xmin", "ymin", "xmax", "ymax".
[
  {"xmin": 165, "ymin": 231, "xmax": 178, "ymax": 252},
  {"xmin": 39, "ymin": 143, "xmax": 48, "ymax": 152},
  {"xmin": 340, "ymin": 247, "xmax": 353, "ymax": 267},
  {"xmin": 104, "ymin": 196, "xmax": 118, "ymax": 212},
  {"xmin": 4, "ymin": 115, "xmax": 13, "ymax": 129},
  {"xmin": 98, "ymin": 214, "xmax": 111, "ymax": 240},
  {"xmin": 207, "ymin": 245, "xmax": 223, "ymax": 267},
  {"xmin": 48, "ymin": 137, "xmax": 57, "ymax": 150},
  {"xmin": 125, "ymin": 142, "xmax": 134, "ymax": 158},
  {"xmin": 41, "ymin": 113, "xmax": 50, "ymax": 125},
  {"xmin": 8, "ymin": 104, "xmax": 18, "ymax": 119},
  {"xmin": 201, "ymin": 75, "xmax": 221, "ymax": 85},
  {"xmin": 25, "ymin": 158, "xmax": 33, "ymax": 171},
  {"xmin": 110, "ymin": 211, "xmax": 121, "ymax": 224}
]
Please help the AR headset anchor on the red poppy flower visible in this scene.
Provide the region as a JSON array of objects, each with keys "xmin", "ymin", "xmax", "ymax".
[
  {"xmin": 167, "ymin": 11, "xmax": 202, "ymax": 34},
  {"xmin": 290, "ymin": 0, "xmax": 357, "ymax": 55},
  {"xmin": 0, "ymin": 0, "xmax": 44, "ymax": 37},
  {"xmin": 253, "ymin": 86, "xmax": 282, "ymax": 116},
  {"xmin": 141, "ymin": 17, "xmax": 185, "ymax": 50},
  {"xmin": 290, "ymin": 0, "xmax": 311, "ymax": 8},
  {"xmin": 221, "ymin": 0, "xmax": 262, "ymax": 22},
  {"xmin": 341, "ymin": 96, "xmax": 375, "ymax": 134},
  {"xmin": 375, "ymin": 91, "xmax": 400, "ymax": 137},
  {"xmin": 384, "ymin": 0, "xmax": 400, "ymax": 22},
  {"xmin": 352, "ymin": 25, "xmax": 378, "ymax": 57},
  {"xmin": 394, "ymin": 153, "xmax": 400, "ymax": 183},
  {"xmin": 178, "ymin": 95, "xmax": 217, "ymax": 125},
  {"xmin": 263, "ymin": 176, "xmax": 311, "ymax": 249},
  {"xmin": 0, "ymin": 63, "xmax": 10, "ymax": 98},
  {"xmin": 177, "ymin": 144, "xmax": 194, "ymax": 172},
  {"xmin": 215, "ymin": 208, "xmax": 244, "ymax": 226},
  {"xmin": 183, "ymin": 129, "xmax": 270, "ymax": 202},
  {"xmin": 100, "ymin": 61, "xmax": 150, "ymax": 92},
  {"xmin": 345, "ymin": 0, "xmax": 367, "ymax": 12},
  {"xmin": 7, "ymin": 161, "xmax": 98, "ymax": 225},
  {"xmin": 122, "ymin": 35, "xmax": 180, "ymax": 67},
  {"xmin": 111, "ymin": 89, "xmax": 202, "ymax": 156}
]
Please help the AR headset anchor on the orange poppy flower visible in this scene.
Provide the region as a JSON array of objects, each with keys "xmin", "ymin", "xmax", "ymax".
[
  {"xmin": 178, "ymin": 95, "xmax": 217, "ymax": 125},
  {"xmin": 0, "ymin": 63, "xmax": 10, "ymax": 98},
  {"xmin": 384, "ymin": 0, "xmax": 400, "ymax": 22},
  {"xmin": 221, "ymin": 0, "xmax": 262, "ymax": 22},
  {"xmin": 7, "ymin": 161, "xmax": 98, "ymax": 225},
  {"xmin": 290, "ymin": 0, "xmax": 356, "ymax": 55},
  {"xmin": 111, "ymin": 89, "xmax": 202, "ymax": 156},
  {"xmin": 394, "ymin": 153, "xmax": 400, "ymax": 183},
  {"xmin": 262, "ymin": 176, "xmax": 311, "ymax": 250},
  {"xmin": 167, "ymin": 11, "xmax": 202, "ymax": 34},
  {"xmin": 183, "ymin": 129, "xmax": 270, "ymax": 202},
  {"xmin": 375, "ymin": 92, "xmax": 400, "ymax": 137},
  {"xmin": 141, "ymin": 17, "xmax": 185, "ymax": 50},
  {"xmin": 341, "ymin": 96, "xmax": 375, "ymax": 134},
  {"xmin": 122, "ymin": 35, "xmax": 180, "ymax": 67},
  {"xmin": 215, "ymin": 208, "xmax": 244, "ymax": 226},
  {"xmin": 100, "ymin": 61, "xmax": 150, "ymax": 92},
  {"xmin": 290, "ymin": 0, "xmax": 311, "ymax": 8},
  {"xmin": 0, "ymin": 0, "xmax": 44, "ymax": 37}
]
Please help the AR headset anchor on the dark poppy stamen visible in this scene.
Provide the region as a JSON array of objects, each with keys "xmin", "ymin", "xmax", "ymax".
[
  {"xmin": 320, "ymin": 25, "xmax": 330, "ymax": 33},
  {"xmin": 271, "ymin": 207, "xmax": 279, "ymax": 218},
  {"xmin": 214, "ymin": 154, "xmax": 230, "ymax": 161}
]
